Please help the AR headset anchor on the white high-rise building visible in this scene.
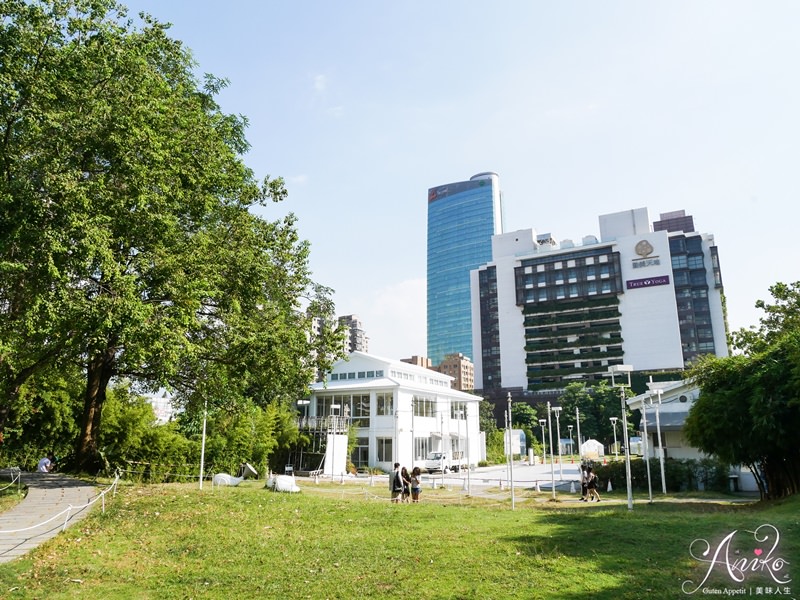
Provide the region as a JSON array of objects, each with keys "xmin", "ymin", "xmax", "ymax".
[{"xmin": 470, "ymin": 208, "xmax": 727, "ymax": 393}]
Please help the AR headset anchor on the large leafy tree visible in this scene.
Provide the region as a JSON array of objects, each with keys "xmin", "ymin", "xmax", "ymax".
[
  {"xmin": 686, "ymin": 282, "xmax": 800, "ymax": 500},
  {"xmin": 0, "ymin": 0, "xmax": 343, "ymax": 471}
]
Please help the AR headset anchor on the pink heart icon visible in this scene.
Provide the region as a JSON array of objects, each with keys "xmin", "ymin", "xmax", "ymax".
[{"xmin": 754, "ymin": 549, "xmax": 763, "ymax": 556}]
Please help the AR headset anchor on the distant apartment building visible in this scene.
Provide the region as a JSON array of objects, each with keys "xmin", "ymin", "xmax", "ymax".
[
  {"xmin": 400, "ymin": 355, "xmax": 433, "ymax": 368},
  {"xmin": 338, "ymin": 314, "xmax": 369, "ymax": 354},
  {"xmin": 435, "ymin": 353, "xmax": 475, "ymax": 392},
  {"xmin": 427, "ymin": 172, "xmax": 504, "ymax": 365},
  {"xmin": 470, "ymin": 208, "xmax": 728, "ymax": 393}
]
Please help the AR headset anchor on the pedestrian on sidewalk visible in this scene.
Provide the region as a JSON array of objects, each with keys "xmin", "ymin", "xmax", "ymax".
[
  {"xmin": 579, "ymin": 463, "xmax": 589, "ymax": 501},
  {"xmin": 586, "ymin": 466, "xmax": 601, "ymax": 502}
]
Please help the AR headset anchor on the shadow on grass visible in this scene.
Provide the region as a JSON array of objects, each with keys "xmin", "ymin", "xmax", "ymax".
[{"xmin": 505, "ymin": 495, "xmax": 798, "ymax": 600}]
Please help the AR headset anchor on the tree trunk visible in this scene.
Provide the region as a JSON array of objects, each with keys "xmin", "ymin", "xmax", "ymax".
[{"xmin": 75, "ymin": 346, "xmax": 116, "ymax": 472}]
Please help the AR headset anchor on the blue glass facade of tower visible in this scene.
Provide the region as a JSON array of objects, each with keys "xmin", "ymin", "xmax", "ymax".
[{"xmin": 427, "ymin": 173, "xmax": 503, "ymax": 365}]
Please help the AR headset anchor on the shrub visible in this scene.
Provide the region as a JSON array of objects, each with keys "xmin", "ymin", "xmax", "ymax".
[{"xmin": 595, "ymin": 456, "xmax": 731, "ymax": 493}]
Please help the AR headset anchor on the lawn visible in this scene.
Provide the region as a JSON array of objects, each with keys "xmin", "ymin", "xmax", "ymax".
[{"xmin": 0, "ymin": 479, "xmax": 797, "ymax": 599}]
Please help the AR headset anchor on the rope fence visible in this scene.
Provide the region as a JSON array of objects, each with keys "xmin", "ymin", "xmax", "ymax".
[
  {"xmin": 0, "ymin": 468, "xmax": 21, "ymax": 494},
  {"xmin": 0, "ymin": 471, "xmax": 120, "ymax": 536}
]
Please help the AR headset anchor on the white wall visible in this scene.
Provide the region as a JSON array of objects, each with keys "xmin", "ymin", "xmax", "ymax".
[{"xmin": 617, "ymin": 231, "xmax": 685, "ymax": 370}]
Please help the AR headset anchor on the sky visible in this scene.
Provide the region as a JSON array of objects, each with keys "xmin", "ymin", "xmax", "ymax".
[{"xmin": 123, "ymin": 1, "xmax": 800, "ymax": 360}]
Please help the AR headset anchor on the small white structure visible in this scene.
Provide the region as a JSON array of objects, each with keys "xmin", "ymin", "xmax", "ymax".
[
  {"xmin": 212, "ymin": 463, "xmax": 258, "ymax": 487},
  {"xmin": 627, "ymin": 380, "xmax": 758, "ymax": 492},
  {"xmin": 307, "ymin": 352, "xmax": 484, "ymax": 473},
  {"xmin": 581, "ymin": 439, "xmax": 604, "ymax": 459},
  {"xmin": 504, "ymin": 429, "xmax": 527, "ymax": 456},
  {"xmin": 266, "ymin": 474, "xmax": 300, "ymax": 493}
]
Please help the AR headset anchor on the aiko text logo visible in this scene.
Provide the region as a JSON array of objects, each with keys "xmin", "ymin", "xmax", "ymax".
[{"xmin": 682, "ymin": 524, "xmax": 792, "ymax": 595}]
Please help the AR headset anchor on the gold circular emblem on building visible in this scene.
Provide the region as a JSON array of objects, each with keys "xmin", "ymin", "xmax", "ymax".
[{"xmin": 635, "ymin": 239, "xmax": 654, "ymax": 258}]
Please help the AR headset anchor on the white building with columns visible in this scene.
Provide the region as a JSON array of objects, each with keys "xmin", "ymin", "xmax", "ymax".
[{"xmin": 306, "ymin": 352, "xmax": 484, "ymax": 474}]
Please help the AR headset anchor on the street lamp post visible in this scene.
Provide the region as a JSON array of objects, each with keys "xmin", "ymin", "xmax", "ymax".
[
  {"xmin": 654, "ymin": 389, "xmax": 667, "ymax": 494},
  {"xmin": 539, "ymin": 419, "xmax": 547, "ymax": 466},
  {"xmin": 463, "ymin": 407, "xmax": 471, "ymax": 495},
  {"xmin": 642, "ymin": 395, "xmax": 653, "ymax": 503},
  {"xmin": 552, "ymin": 406, "xmax": 563, "ymax": 479},
  {"xmin": 547, "ymin": 401, "xmax": 556, "ymax": 500},
  {"xmin": 568, "ymin": 425, "xmax": 574, "ymax": 458},
  {"xmin": 507, "ymin": 392, "xmax": 515, "ymax": 510},
  {"xmin": 440, "ymin": 412, "xmax": 445, "ymax": 488},
  {"xmin": 609, "ymin": 365, "xmax": 634, "ymax": 511},
  {"xmin": 297, "ymin": 399, "xmax": 311, "ymax": 470},
  {"xmin": 199, "ymin": 399, "xmax": 208, "ymax": 490},
  {"xmin": 575, "ymin": 407, "xmax": 582, "ymax": 463},
  {"xmin": 610, "ymin": 416, "xmax": 619, "ymax": 460},
  {"xmin": 329, "ymin": 403, "xmax": 340, "ymax": 478}
]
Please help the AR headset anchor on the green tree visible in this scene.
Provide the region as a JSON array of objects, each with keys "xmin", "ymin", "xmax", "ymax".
[
  {"xmin": 0, "ymin": 1, "xmax": 343, "ymax": 471},
  {"xmin": 729, "ymin": 281, "xmax": 800, "ymax": 353},
  {"xmin": 686, "ymin": 282, "xmax": 800, "ymax": 499}
]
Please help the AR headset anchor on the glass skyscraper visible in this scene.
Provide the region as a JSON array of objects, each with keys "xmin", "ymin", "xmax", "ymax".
[{"xmin": 427, "ymin": 172, "xmax": 503, "ymax": 366}]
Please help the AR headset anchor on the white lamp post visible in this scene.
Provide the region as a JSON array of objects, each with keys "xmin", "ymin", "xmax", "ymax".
[
  {"xmin": 552, "ymin": 406, "xmax": 563, "ymax": 479},
  {"xmin": 297, "ymin": 399, "xmax": 311, "ymax": 470},
  {"xmin": 329, "ymin": 403, "xmax": 340, "ymax": 478},
  {"xmin": 507, "ymin": 392, "xmax": 515, "ymax": 510},
  {"xmin": 610, "ymin": 416, "xmax": 619, "ymax": 460},
  {"xmin": 654, "ymin": 388, "xmax": 667, "ymax": 494},
  {"xmin": 440, "ymin": 411, "xmax": 445, "ymax": 488},
  {"xmin": 575, "ymin": 407, "xmax": 582, "ymax": 463},
  {"xmin": 539, "ymin": 418, "xmax": 547, "ymax": 466},
  {"xmin": 568, "ymin": 425, "xmax": 574, "ymax": 458},
  {"xmin": 461, "ymin": 407, "xmax": 471, "ymax": 495},
  {"xmin": 547, "ymin": 401, "xmax": 556, "ymax": 500},
  {"xmin": 642, "ymin": 395, "xmax": 653, "ymax": 503},
  {"xmin": 609, "ymin": 364, "xmax": 634, "ymax": 511},
  {"xmin": 199, "ymin": 399, "xmax": 208, "ymax": 490}
]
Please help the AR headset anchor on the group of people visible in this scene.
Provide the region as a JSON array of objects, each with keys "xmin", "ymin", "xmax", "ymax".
[
  {"xmin": 390, "ymin": 463, "xmax": 422, "ymax": 503},
  {"xmin": 579, "ymin": 464, "xmax": 601, "ymax": 502}
]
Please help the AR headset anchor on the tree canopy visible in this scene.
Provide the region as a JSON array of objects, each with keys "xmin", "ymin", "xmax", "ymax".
[
  {"xmin": 685, "ymin": 282, "xmax": 800, "ymax": 499},
  {"xmin": 0, "ymin": 0, "xmax": 344, "ymax": 470}
]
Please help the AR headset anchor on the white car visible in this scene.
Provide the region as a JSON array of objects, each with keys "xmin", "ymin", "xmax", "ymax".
[{"xmin": 425, "ymin": 451, "xmax": 464, "ymax": 473}]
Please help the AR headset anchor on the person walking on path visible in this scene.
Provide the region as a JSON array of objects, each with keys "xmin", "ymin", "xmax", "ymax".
[
  {"xmin": 410, "ymin": 467, "xmax": 422, "ymax": 503},
  {"xmin": 586, "ymin": 466, "xmax": 601, "ymax": 502}
]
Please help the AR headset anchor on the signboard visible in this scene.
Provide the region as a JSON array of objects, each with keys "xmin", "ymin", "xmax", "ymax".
[{"xmin": 626, "ymin": 275, "xmax": 670, "ymax": 289}]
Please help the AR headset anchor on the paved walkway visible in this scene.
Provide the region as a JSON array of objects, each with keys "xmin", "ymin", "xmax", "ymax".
[{"xmin": 0, "ymin": 470, "xmax": 97, "ymax": 564}]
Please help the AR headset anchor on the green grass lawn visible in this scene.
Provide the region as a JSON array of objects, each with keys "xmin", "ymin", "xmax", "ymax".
[
  {"xmin": 0, "ymin": 480, "xmax": 797, "ymax": 599},
  {"xmin": 0, "ymin": 485, "xmax": 25, "ymax": 513}
]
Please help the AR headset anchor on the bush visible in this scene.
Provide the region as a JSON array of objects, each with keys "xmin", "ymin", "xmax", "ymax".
[{"xmin": 595, "ymin": 456, "xmax": 731, "ymax": 493}]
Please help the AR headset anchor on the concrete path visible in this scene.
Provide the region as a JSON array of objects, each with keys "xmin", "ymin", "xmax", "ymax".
[{"xmin": 0, "ymin": 470, "xmax": 97, "ymax": 564}]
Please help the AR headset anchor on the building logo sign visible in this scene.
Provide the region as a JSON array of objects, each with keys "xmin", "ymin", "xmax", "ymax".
[
  {"xmin": 632, "ymin": 239, "xmax": 661, "ymax": 268},
  {"xmin": 626, "ymin": 275, "xmax": 670, "ymax": 289},
  {"xmin": 682, "ymin": 524, "xmax": 792, "ymax": 596},
  {"xmin": 635, "ymin": 239, "xmax": 655, "ymax": 258}
]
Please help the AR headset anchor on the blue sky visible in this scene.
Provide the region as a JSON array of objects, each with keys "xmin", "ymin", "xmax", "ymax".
[{"xmin": 124, "ymin": 1, "xmax": 800, "ymax": 359}]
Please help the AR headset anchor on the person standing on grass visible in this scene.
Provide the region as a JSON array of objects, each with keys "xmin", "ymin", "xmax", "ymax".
[
  {"xmin": 579, "ymin": 464, "xmax": 589, "ymax": 501},
  {"xmin": 586, "ymin": 466, "xmax": 601, "ymax": 502},
  {"xmin": 410, "ymin": 467, "xmax": 422, "ymax": 503},
  {"xmin": 390, "ymin": 463, "xmax": 404, "ymax": 503},
  {"xmin": 401, "ymin": 466, "xmax": 412, "ymax": 503}
]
